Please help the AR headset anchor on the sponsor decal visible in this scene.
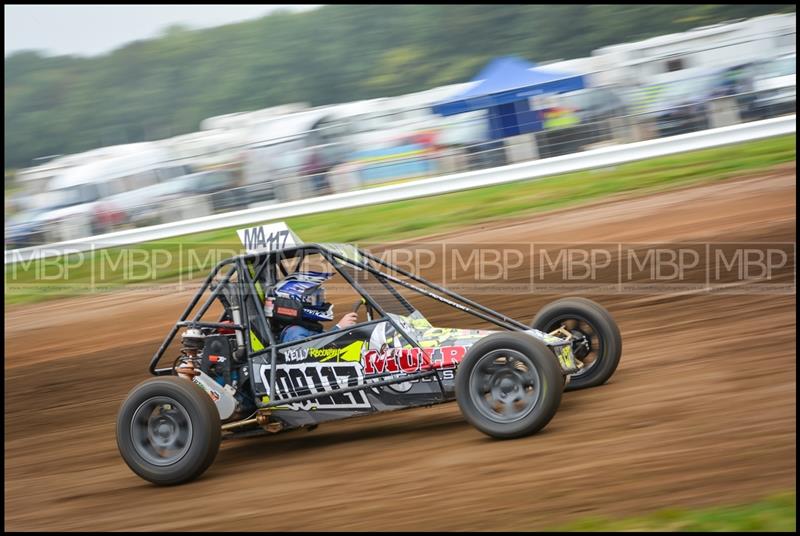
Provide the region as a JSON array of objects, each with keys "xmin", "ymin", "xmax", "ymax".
[
  {"xmin": 282, "ymin": 341, "xmax": 364, "ymax": 363},
  {"xmin": 363, "ymin": 346, "xmax": 467, "ymax": 375},
  {"xmin": 192, "ymin": 377, "xmax": 221, "ymax": 402},
  {"xmin": 259, "ymin": 363, "xmax": 371, "ymax": 410},
  {"xmin": 416, "ymin": 327, "xmax": 489, "ymax": 348},
  {"xmin": 284, "ymin": 348, "xmax": 309, "ymax": 362},
  {"xmin": 387, "ymin": 368, "xmax": 454, "ymax": 392},
  {"xmin": 310, "ymin": 341, "xmax": 364, "ymax": 362},
  {"xmin": 557, "ymin": 345, "xmax": 577, "ymax": 372}
]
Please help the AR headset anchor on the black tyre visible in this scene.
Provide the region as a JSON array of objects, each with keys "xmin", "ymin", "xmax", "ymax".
[
  {"xmin": 531, "ymin": 297, "xmax": 622, "ymax": 391},
  {"xmin": 116, "ymin": 377, "xmax": 221, "ymax": 485},
  {"xmin": 456, "ymin": 332, "xmax": 564, "ymax": 439}
]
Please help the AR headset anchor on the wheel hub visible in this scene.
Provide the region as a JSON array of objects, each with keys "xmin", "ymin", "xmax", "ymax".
[
  {"xmin": 132, "ymin": 397, "xmax": 193, "ymax": 467},
  {"xmin": 149, "ymin": 414, "xmax": 181, "ymax": 444},
  {"xmin": 500, "ymin": 377, "xmax": 515, "ymax": 393},
  {"xmin": 571, "ymin": 331, "xmax": 591, "ymax": 359},
  {"xmin": 470, "ymin": 349, "xmax": 542, "ymax": 423}
]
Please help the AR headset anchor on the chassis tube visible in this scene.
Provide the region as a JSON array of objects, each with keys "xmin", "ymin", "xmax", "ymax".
[
  {"xmin": 190, "ymin": 265, "xmax": 237, "ymax": 322},
  {"xmin": 175, "ymin": 321, "xmax": 245, "ymax": 331},
  {"xmin": 326, "ymin": 249, "xmax": 525, "ymax": 332},
  {"xmin": 320, "ymin": 249, "xmax": 445, "ymax": 396},
  {"xmin": 237, "ymin": 257, "xmax": 280, "ymax": 400},
  {"xmin": 360, "ymin": 248, "xmax": 532, "ymax": 331},
  {"xmin": 149, "ymin": 257, "xmax": 235, "ymax": 374},
  {"xmin": 253, "ymin": 244, "xmax": 520, "ymax": 331}
]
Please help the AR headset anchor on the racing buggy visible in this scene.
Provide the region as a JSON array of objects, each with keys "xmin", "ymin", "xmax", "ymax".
[{"xmin": 116, "ymin": 223, "xmax": 622, "ymax": 485}]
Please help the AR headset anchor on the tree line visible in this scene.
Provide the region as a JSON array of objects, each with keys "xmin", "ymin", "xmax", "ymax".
[{"xmin": 5, "ymin": 4, "xmax": 794, "ymax": 170}]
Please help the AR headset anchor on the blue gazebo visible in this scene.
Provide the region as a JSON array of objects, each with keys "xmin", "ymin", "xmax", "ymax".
[{"xmin": 432, "ymin": 56, "xmax": 585, "ymax": 139}]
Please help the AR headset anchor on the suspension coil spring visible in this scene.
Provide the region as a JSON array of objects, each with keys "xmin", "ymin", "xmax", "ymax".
[
  {"xmin": 174, "ymin": 328, "xmax": 205, "ymax": 378},
  {"xmin": 174, "ymin": 354, "xmax": 201, "ymax": 379}
]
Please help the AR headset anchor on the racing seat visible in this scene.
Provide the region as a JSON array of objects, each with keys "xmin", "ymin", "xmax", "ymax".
[{"xmin": 209, "ymin": 269, "xmax": 271, "ymax": 353}]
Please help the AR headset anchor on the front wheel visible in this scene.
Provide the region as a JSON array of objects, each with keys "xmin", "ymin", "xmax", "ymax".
[
  {"xmin": 116, "ymin": 377, "xmax": 221, "ymax": 485},
  {"xmin": 531, "ymin": 297, "xmax": 622, "ymax": 391},
  {"xmin": 456, "ymin": 333, "xmax": 564, "ymax": 439}
]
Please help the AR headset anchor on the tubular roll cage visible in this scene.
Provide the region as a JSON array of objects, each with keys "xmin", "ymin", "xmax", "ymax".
[{"xmin": 149, "ymin": 243, "xmax": 534, "ymax": 409}]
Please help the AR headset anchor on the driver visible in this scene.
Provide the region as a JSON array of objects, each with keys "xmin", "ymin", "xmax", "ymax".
[{"xmin": 266, "ymin": 271, "xmax": 358, "ymax": 344}]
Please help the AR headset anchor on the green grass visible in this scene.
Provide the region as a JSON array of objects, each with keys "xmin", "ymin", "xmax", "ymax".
[
  {"xmin": 548, "ymin": 491, "xmax": 796, "ymax": 532},
  {"xmin": 4, "ymin": 134, "xmax": 795, "ymax": 306}
]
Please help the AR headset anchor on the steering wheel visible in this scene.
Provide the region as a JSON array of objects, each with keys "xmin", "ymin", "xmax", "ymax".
[{"xmin": 351, "ymin": 297, "xmax": 371, "ymax": 321}]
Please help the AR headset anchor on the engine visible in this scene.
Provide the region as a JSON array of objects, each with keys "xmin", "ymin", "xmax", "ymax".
[{"xmin": 174, "ymin": 326, "xmax": 254, "ymax": 421}]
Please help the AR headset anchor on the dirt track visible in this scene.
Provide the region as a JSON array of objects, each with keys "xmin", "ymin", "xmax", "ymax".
[{"xmin": 4, "ymin": 169, "xmax": 796, "ymax": 531}]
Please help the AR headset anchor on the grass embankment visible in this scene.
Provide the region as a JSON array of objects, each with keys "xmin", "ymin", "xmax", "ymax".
[
  {"xmin": 548, "ymin": 492, "xmax": 796, "ymax": 532},
  {"xmin": 4, "ymin": 134, "xmax": 796, "ymax": 306}
]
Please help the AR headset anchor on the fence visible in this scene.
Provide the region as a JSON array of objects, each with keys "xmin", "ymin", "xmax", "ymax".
[
  {"xmin": 4, "ymin": 85, "xmax": 796, "ymax": 253},
  {"xmin": 5, "ymin": 112, "xmax": 795, "ymax": 265}
]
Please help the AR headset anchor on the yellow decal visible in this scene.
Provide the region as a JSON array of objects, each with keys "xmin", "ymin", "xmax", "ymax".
[
  {"xmin": 314, "ymin": 340, "xmax": 364, "ymax": 362},
  {"xmin": 558, "ymin": 346, "xmax": 575, "ymax": 370},
  {"xmin": 246, "ymin": 261, "xmax": 266, "ymax": 303},
  {"xmin": 417, "ymin": 326, "xmax": 486, "ymax": 348},
  {"xmin": 410, "ymin": 317, "xmax": 433, "ymax": 329},
  {"xmin": 250, "ymin": 330, "xmax": 265, "ymax": 351}
]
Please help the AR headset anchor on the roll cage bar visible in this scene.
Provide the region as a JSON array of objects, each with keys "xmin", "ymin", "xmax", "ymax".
[{"xmin": 149, "ymin": 243, "xmax": 533, "ymax": 409}]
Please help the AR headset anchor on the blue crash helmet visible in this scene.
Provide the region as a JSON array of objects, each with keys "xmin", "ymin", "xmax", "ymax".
[{"xmin": 272, "ymin": 271, "xmax": 335, "ymax": 322}]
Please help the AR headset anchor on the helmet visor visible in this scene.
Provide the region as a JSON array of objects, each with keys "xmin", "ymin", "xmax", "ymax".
[{"xmin": 308, "ymin": 287, "xmax": 326, "ymax": 307}]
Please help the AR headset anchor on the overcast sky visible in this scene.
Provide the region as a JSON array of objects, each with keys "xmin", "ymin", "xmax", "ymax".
[{"xmin": 5, "ymin": 5, "xmax": 321, "ymax": 57}]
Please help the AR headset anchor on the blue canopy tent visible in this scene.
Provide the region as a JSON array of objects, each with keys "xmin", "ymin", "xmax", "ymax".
[{"xmin": 432, "ymin": 56, "xmax": 586, "ymax": 139}]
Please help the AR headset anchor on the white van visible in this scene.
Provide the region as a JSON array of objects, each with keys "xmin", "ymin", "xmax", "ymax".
[
  {"xmin": 242, "ymin": 106, "xmax": 350, "ymax": 202},
  {"xmin": 33, "ymin": 142, "xmax": 191, "ymax": 242},
  {"xmin": 753, "ymin": 53, "xmax": 796, "ymax": 118}
]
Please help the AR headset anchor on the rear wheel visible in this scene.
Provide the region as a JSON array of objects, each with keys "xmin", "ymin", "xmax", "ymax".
[
  {"xmin": 456, "ymin": 333, "xmax": 563, "ymax": 439},
  {"xmin": 532, "ymin": 297, "xmax": 622, "ymax": 391},
  {"xmin": 116, "ymin": 377, "xmax": 221, "ymax": 485}
]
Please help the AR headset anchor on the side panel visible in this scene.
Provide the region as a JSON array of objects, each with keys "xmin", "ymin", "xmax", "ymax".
[
  {"xmin": 248, "ymin": 319, "xmax": 468, "ymax": 428},
  {"xmin": 248, "ymin": 314, "xmax": 575, "ymax": 429}
]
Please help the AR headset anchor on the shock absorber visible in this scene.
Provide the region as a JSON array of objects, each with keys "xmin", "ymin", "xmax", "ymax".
[{"xmin": 175, "ymin": 328, "xmax": 205, "ymax": 379}]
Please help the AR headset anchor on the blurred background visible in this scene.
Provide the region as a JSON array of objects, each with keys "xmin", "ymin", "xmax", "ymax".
[
  {"xmin": 4, "ymin": 4, "xmax": 796, "ymax": 248},
  {"xmin": 4, "ymin": 5, "xmax": 796, "ymax": 532}
]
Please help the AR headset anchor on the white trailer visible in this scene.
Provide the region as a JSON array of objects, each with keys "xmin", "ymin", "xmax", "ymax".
[{"xmin": 592, "ymin": 13, "xmax": 796, "ymax": 87}]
